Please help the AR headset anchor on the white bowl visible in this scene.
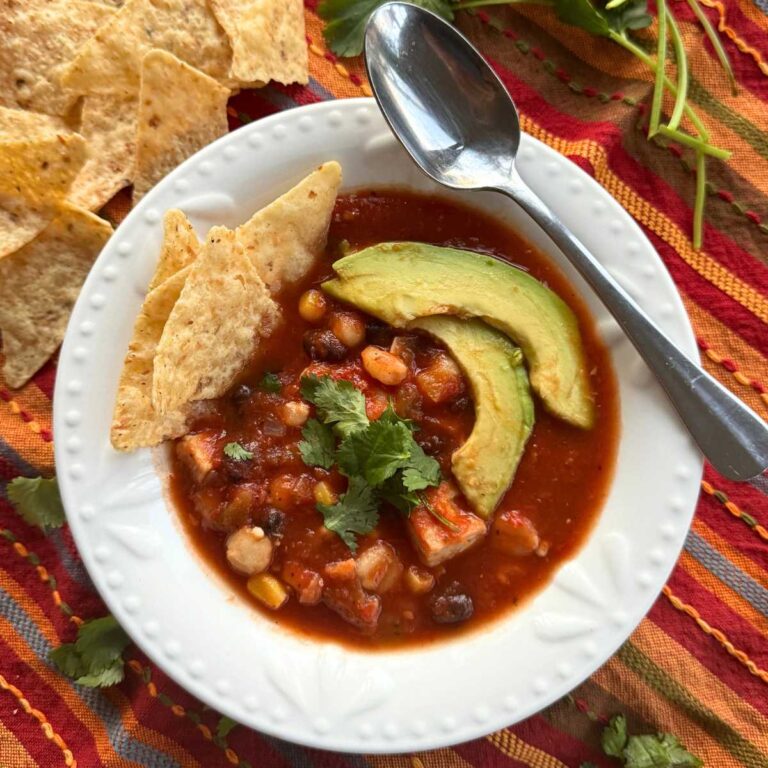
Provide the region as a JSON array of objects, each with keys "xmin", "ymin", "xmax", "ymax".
[{"xmin": 54, "ymin": 98, "xmax": 702, "ymax": 753}]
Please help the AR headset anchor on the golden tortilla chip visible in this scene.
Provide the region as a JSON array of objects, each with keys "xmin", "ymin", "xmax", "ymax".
[
  {"xmin": 0, "ymin": 0, "xmax": 115, "ymax": 116},
  {"xmin": 110, "ymin": 266, "xmax": 192, "ymax": 451},
  {"xmin": 0, "ymin": 203, "xmax": 113, "ymax": 388},
  {"xmin": 236, "ymin": 161, "xmax": 341, "ymax": 293},
  {"xmin": 148, "ymin": 209, "xmax": 200, "ymax": 292},
  {"xmin": 0, "ymin": 131, "xmax": 87, "ymax": 258},
  {"xmin": 210, "ymin": 0, "xmax": 308, "ymax": 85},
  {"xmin": 60, "ymin": 0, "xmax": 232, "ymax": 95},
  {"xmin": 152, "ymin": 226, "xmax": 279, "ymax": 414},
  {"xmin": 67, "ymin": 93, "xmax": 137, "ymax": 211},
  {"xmin": 133, "ymin": 50, "xmax": 230, "ymax": 201},
  {"xmin": 0, "ymin": 106, "xmax": 69, "ymax": 135}
]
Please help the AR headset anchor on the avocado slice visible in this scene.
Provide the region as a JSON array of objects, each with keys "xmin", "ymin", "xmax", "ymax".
[
  {"xmin": 412, "ymin": 316, "xmax": 534, "ymax": 519},
  {"xmin": 323, "ymin": 242, "xmax": 594, "ymax": 428}
]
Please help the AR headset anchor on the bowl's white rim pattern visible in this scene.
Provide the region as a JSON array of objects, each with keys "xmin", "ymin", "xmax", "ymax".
[{"xmin": 54, "ymin": 98, "xmax": 702, "ymax": 753}]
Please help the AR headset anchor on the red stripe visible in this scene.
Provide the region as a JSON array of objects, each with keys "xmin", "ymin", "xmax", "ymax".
[
  {"xmin": 695, "ymin": 494, "xmax": 768, "ymax": 571},
  {"xmin": 0, "ymin": 633, "xmax": 105, "ymax": 768},
  {"xmin": 301, "ymin": 747, "xmax": 362, "ymax": 768},
  {"xmin": 273, "ymin": 82, "xmax": 325, "ymax": 107},
  {"xmin": 704, "ymin": 465, "xmax": 768, "ymax": 525},
  {"xmin": 491, "ymin": 62, "xmax": 768, "ymax": 300},
  {"xmin": 672, "ymin": 1, "xmax": 768, "ymax": 101},
  {"xmin": 0, "ymin": 499, "xmax": 104, "ymax": 631},
  {"xmin": 648, "ymin": 570, "xmax": 768, "ymax": 716}
]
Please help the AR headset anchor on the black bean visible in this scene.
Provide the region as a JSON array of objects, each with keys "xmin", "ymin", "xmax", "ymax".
[
  {"xmin": 231, "ymin": 384, "xmax": 253, "ymax": 405},
  {"xmin": 449, "ymin": 395, "xmax": 472, "ymax": 413},
  {"xmin": 366, "ymin": 320, "xmax": 394, "ymax": 347},
  {"xmin": 261, "ymin": 507, "xmax": 286, "ymax": 539},
  {"xmin": 416, "ymin": 432, "xmax": 445, "ymax": 456},
  {"xmin": 303, "ymin": 329, "xmax": 347, "ymax": 361},
  {"xmin": 429, "ymin": 582, "xmax": 474, "ymax": 624}
]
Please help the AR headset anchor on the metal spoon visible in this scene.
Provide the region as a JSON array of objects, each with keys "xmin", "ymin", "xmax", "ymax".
[{"xmin": 364, "ymin": 2, "xmax": 768, "ymax": 481}]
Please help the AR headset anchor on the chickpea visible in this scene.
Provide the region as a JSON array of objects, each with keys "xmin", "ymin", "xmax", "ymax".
[
  {"xmin": 329, "ymin": 311, "xmax": 366, "ymax": 348},
  {"xmin": 313, "ymin": 480, "xmax": 338, "ymax": 506},
  {"xmin": 361, "ymin": 346, "xmax": 408, "ymax": 386},
  {"xmin": 280, "ymin": 400, "xmax": 310, "ymax": 427},
  {"xmin": 404, "ymin": 565, "xmax": 435, "ymax": 595},
  {"xmin": 298, "ymin": 289, "xmax": 327, "ymax": 323}
]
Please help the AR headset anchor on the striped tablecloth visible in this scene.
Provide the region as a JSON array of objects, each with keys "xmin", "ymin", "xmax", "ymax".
[{"xmin": 1, "ymin": 2, "xmax": 766, "ymax": 766}]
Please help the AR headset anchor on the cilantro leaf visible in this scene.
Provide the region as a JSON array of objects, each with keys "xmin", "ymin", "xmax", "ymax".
[
  {"xmin": 7, "ymin": 476, "xmax": 65, "ymax": 534},
  {"xmin": 317, "ymin": 476, "xmax": 379, "ymax": 552},
  {"xmin": 50, "ymin": 615, "xmax": 130, "ymax": 688},
  {"xmin": 336, "ymin": 418, "xmax": 413, "ymax": 486},
  {"xmin": 602, "ymin": 714, "xmax": 629, "ymax": 757},
  {"xmin": 319, "ymin": 0, "xmax": 454, "ymax": 57},
  {"xmin": 299, "ymin": 419, "xmax": 336, "ymax": 469},
  {"xmin": 300, "ymin": 374, "xmax": 368, "ymax": 437},
  {"xmin": 623, "ymin": 734, "xmax": 703, "ymax": 768},
  {"xmin": 258, "ymin": 372, "xmax": 282, "ymax": 393},
  {"xmin": 401, "ymin": 442, "xmax": 441, "ymax": 492},
  {"xmin": 216, "ymin": 715, "xmax": 238, "ymax": 740},
  {"xmin": 380, "ymin": 474, "xmax": 420, "ymax": 515},
  {"xmin": 223, "ymin": 442, "xmax": 253, "ymax": 461}
]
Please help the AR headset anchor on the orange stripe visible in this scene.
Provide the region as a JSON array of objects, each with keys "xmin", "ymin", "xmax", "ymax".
[
  {"xmin": 698, "ymin": 0, "xmax": 768, "ymax": 77},
  {"xmin": 304, "ymin": 11, "xmax": 372, "ymax": 98},
  {"xmin": 0, "ymin": 720, "xmax": 38, "ymax": 768},
  {"xmin": 633, "ymin": 620, "xmax": 768, "ymax": 745},
  {"xmin": 678, "ymin": 550, "xmax": 768, "ymax": 634},
  {"xmin": 0, "ymin": 408, "xmax": 54, "ymax": 472},
  {"xmin": 0, "ymin": 568, "xmax": 64, "ymax": 645},
  {"xmin": 0, "ymin": 615, "xmax": 142, "ymax": 768},
  {"xmin": 691, "ymin": 518, "xmax": 768, "ymax": 587},
  {"xmin": 592, "ymin": 651, "xmax": 738, "ymax": 766},
  {"xmin": 519, "ymin": 113, "xmax": 768, "ymax": 323},
  {"xmin": 0, "ymin": 669, "xmax": 77, "ymax": 767}
]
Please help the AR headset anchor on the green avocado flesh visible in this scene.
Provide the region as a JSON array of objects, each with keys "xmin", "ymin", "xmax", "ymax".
[
  {"xmin": 323, "ymin": 242, "xmax": 595, "ymax": 429},
  {"xmin": 411, "ymin": 316, "xmax": 534, "ymax": 519}
]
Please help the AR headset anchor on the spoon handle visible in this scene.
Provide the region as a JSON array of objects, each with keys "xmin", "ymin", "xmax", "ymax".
[{"xmin": 499, "ymin": 171, "xmax": 768, "ymax": 481}]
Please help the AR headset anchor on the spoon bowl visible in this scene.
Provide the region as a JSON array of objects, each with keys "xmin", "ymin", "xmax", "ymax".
[{"xmin": 365, "ymin": 1, "xmax": 768, "ymax": 481}]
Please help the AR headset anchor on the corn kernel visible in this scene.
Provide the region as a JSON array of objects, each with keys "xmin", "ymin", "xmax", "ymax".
[
  {"xmin": 313, "ymin": 480, "xmax": 337, "ymax": 506},
  {"xmin": 246, "ymin": 573, "xmax": 288, "ymax": 609},
  {"xmin": 298, "ymin": 289, "xmax": 327, "ymax": 323}
]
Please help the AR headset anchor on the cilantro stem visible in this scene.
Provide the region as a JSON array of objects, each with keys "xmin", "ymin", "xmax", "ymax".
[
  {"xmin": 607, "ymin": 30, "xmax": 709, "ymax": 141},
  {"xmin": 648, "ymin": 0, "xmax": 667, "ymax": 138},
  {"xmin": 656, "ymin": 125, "xmax": 730, "ymax": 159},
  {"xmin": 684, "ymin": 0, "xmax": 737, "ymax": 95},
  {"xmin": 419, "ymin": 493, "xmax": 460, "ymax": 532},
  {"xmin": 665, "ymin": 9, "xmax": 688, "ymax": 131},
  {"xmin": 693, "ymin": 150, "xmax": 706, "ymax": 250}
]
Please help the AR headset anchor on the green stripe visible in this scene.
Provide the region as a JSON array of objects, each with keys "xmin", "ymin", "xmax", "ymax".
[
  {"xmin": 687, "ymin": 77, "xmax": 768, "ymax": 160},
  {"xmin": 618, "ymin": 642, "xmax": 768, "ymax": 767}
]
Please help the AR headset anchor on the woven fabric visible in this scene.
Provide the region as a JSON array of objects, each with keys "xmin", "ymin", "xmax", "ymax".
[{"xmin": 1, "ymin": 2, "xmax": 767, "ymax": 766}]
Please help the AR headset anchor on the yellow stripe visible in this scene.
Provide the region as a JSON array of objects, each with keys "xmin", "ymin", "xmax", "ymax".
[
  {"xmin": 488, "ymin": 729, "xmax": 569, "ymax": 768},
  {"xmin": 0, "ymin": 719, "xmax": 38, "ymax": 768},
  {"xmin": 519, "ymin": 113, "xmax": 768, "ymax": 323}
]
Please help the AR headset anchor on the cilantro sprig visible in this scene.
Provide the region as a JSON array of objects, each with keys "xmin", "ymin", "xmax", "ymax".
[
  {"xmin": 7, "ymin": 476, "xmax": 66, "ymax": 533},
  {"xmin": 299, "ymin": 375, "xmax": 442, "ymax": 551},
  {"xmin": 319, "ymin": 0, "xmax": 734, "ymax": 249},
  {"xmin": 223, "ymin": 442, "xmax": 253, "ymax": 461},
  {"xmin": 50, "ymin": 615, "xmax": 131, "ymax": 688},
  {"xmin": 580, "ymin": 714, "xmax": 702, "ymax": 768}
]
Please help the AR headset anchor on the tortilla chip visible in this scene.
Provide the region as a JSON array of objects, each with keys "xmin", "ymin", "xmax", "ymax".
[
  {"xmin": 60, "ymin": 0, "xmax": 232, "ymax": 95},
  {"xmin": 0, "ymin": 131, "xmax": 87, "ymax": 258},
  {"xmin": 210, "ymin": 0, "xmax": 307, "ymax": 85},
  {"xmin": 0, "ymin": 106, "xmax": 69, "ymax": 135},
  {"xmin": 67, "ymin": 93, "xmax": 137, "ymax": 211},
  {"xmin": 0, "ymin": 0, "xmax": 115, "ymax": 115},
  {"xmin": 236, "ymin": 161, "xmax": 341, "ymax": 293},
  {"xmin": 152, "ymin": 226, "xmax": 279, "ymax": 414},
  {"xmin": 110, "ymin": 266, "xmax": 192, "ymax": 451},
  {"xmin": 133, "ymin": 50, "xmax": 230, "ymax": 201},
  {"xmin": 0, "ymin": 203, "xmax": 113, "ymax": 388},
  {"xmin": 148, "ymin": 209, "xmax": 199, "ymax": 292}
]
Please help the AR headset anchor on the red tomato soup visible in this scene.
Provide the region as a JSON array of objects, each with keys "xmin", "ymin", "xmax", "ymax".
[{"xmin": 168, "ymin": 190, "xmax": 620, "ymax": 649}]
